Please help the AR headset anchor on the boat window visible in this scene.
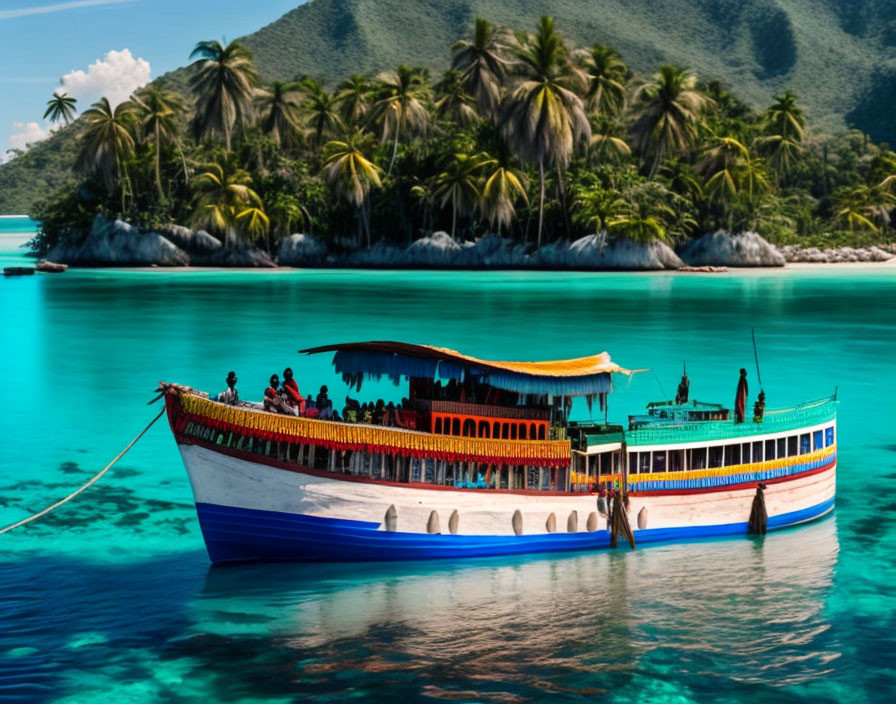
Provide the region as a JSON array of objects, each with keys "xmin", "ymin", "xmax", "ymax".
[
  {"xmin": 777, "ymin": 437, "xmax": 787, "ymax": 458},
  {"xmin": 510, "ymin": 424, "xmax": 517, "ymax": 440},
  {"xmin": 434, "ymin": 418, "xmax": 443, "ymax": 434},
  {"xmin": 669, "ymin": 449, "xmax": 683, "ymax": 472},
  {"xmin": 652, "ymin": 451, "xmax": 667, "ymax": 473},
  {"xmin": 479, "ymin": 420, "xmax": 490, "ymax": 438},
  {"xmin": 724, "ymin": 444, "xmax": 740, "ymax": 467},
  {"xmin": 765, "ymin": 439, "xmax": 775, "ymax": 461},
  {"xmin": 628, "ymin": 452, "xmax": 638, "ymax": 473},
  {"xmin": 690, "ymin": 447, "xmax": 707, "ymax": 470},
  {"xmin": 709, "ymin": 445, "xmax": 723, "ymax": 468},
  {"xmin": 800, "ymin": 434, "xmax": 811, "ymax": 454},
  {"xmin": 639, "ymin": 452, "xmax": 651, "ymax": 473},
  {"xmin": 452, "ymin": 418, "xmax": 461, "ymax": 435},
  {"xmin": 825, "ymin": 427, "xmax": 834, "ymax": 447},
  {"xmin": 742, "ymin": 443, "xmax": 752, "ymax": 464},
  {"xmin": 538, "ymin": 425, "xmax": 546, "ymax": 440},
  {"xmin": 493, "ymin": 421, "xmax": 500, "ymax": 437},
  {"xmin": 813, "ymin": 430, "xmax": 823, "ymax": 450},
  {"xmin": 519, "ymin": 423, "xmax": 527, "ymax": 440},
  {"xmin": 752, "ymin": 441, "xmax": 763, "ymax": 463},
  {"xmin": 502, "ymin": 423, "xmax": 509, "ymax": 439},
  {"xmin": 530, "ymin": 423, "xmax": 537, "ymax": 439},
  {"xmin": 787, "ymin": 436, "xmax": 798, "ymax": 456},
  {"xmin": 463, "ymin": 419, "xmax": 476, "ymax": 437}
]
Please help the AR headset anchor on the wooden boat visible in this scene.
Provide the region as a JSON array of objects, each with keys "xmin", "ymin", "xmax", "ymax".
[
  {"xmin": 35, "ymin": 259, "xmax": 68, "ymax": 273},
  {"xmin": 160, "ymin": 341, "xmax": 836, "ymax": 564}
]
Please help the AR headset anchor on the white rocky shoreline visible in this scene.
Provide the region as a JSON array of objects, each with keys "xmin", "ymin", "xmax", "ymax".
[{"xmin": 38, "ymin": 215, "xmax": 895, "ymax": 271}]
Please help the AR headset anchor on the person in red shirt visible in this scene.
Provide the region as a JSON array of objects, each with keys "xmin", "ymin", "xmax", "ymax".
[
  {"xmin": 281, "ymin": 367, "xmax": 306, "ymax": 414},
  {"xmin": 264, "ymin": 374, "xmax": 295, "ymax": 415}
]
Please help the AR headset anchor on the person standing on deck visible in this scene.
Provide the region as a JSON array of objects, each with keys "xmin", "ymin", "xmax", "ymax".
[
  {"xmin": 734, "ymin": 368, "xmax": 748, "ymax": 423},
  {"xmin": 217, "ymin": 371, "xmax": 239, "ymax": 405}
]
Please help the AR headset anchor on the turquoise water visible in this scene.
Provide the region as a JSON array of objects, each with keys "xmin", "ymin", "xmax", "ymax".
[{"xmin": 2, "ymin": 217, "xmax": 895, "ymax": 702}]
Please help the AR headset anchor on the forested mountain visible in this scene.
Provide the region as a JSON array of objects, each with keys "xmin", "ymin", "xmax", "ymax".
[{"xmin": 3, "ymin": 0, "xmax": 895, "ymax": 214}]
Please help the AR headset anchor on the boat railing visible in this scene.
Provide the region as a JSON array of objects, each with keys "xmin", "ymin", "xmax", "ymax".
[
  {"xmin": 626, "ymin": 394, "xmax": 837, "ymax": 446},
  {"xmin": 415, "ymin": 399, "xmax": 550, "ymax": 420}
]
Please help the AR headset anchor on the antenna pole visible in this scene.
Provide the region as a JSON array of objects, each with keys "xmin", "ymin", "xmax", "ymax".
[{"xmin": 752, "ymin": 327, "xmax": 764, "ymax": 389}]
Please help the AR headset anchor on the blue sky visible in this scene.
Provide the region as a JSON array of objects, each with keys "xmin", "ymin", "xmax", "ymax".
[{"xmin": 0, "ymin": 0, "xmax": 304, "ymax": 158}]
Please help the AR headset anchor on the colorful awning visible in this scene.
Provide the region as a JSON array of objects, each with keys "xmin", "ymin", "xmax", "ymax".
[{"xmin": 300, "ymin": 341, "xmax": 636, "ymax": 397}]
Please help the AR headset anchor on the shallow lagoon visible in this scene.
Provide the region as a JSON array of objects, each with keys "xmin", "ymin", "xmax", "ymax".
[{"xmin": 1, "ymin": 219, "xmax": 895, "ymax": 702}]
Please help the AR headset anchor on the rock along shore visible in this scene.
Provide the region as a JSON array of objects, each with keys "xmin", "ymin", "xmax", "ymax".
[{"xmin": 40, "ymin": 215, "xmax": 894, "ymax": 270}]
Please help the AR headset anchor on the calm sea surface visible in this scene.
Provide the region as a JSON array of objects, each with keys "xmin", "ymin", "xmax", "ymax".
[{"xmin": 1, "ymin": 217, "xmax": 895, "ymax": 703}]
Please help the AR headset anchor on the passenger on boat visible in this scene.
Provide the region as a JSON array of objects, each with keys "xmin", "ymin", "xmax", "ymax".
[
  {"xmin": 281, "ymin": 368, "xmax": 306, "ymax": 414},
  {"xmin": 753, "ymin": 389, "xmax": 766, "ymax": 423},
  {"xmin": 330, "ymin": 409, "xmax": 341, "ymax": 421},
  {"xmin": 343, "ymin": 396, "xmax": 360, "ymax": 423},
  {"xmin": 734, "ymin": 368, "xmax": 748, "ymax": 423},
  {"xmin": 216, "ymin": 371, "xmax": 239, "ymax": 405},
  {"xmin": 264, "ymin": 374, "xmax": 296, "ymax": 415},
  {"xmin": 372, "ymin": 399, "xmax": 386, "ymax": 425},
  {"xmin": 316, "ymin": 385, "xmax": 332, "ymax": 419}
]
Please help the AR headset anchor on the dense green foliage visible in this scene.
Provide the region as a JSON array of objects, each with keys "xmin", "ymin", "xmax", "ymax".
[
  {"xmin": 6, "ymin": 0, "xmax": 896, "ymax": 218},
  {"xmin": 21, "ymin": 15, "xmax": 896, "ymax": 256}
]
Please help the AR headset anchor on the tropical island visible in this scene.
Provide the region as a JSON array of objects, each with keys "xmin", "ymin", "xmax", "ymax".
[{"xmin": 18, "ymin": 16, "xmax": 896, "ymax": 269}]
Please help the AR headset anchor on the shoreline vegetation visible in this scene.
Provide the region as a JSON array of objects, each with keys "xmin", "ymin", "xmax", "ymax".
[{"xmin": 23, "ymin": 16, "xmax": 896, "ymax": 270}]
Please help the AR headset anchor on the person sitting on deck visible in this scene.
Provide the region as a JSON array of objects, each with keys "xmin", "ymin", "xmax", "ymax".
[
  {"xmin": 330, "ymin": 409, "xmax": 341, "ymax": 422},
  {"xmin": 217, "ymin": 371, "xmax": 239, "ymax": 405},
  {"xmin": 372, "ymin": 399, "xmax": 386, "ymax": 425},
  {"xmin": 264, "ymin": 374, "xmax": 296, "ymax": 415},
  {"xmin": 316, "ymin": 385, "xmax": 332, "ymax": 419},
  {"xmin": 281, "ymin": 368, "xmax": 305, "ymax": 414}
]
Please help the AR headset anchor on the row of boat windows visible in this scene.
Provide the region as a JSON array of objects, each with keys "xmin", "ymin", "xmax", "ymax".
[
  {"xmin": 432, "ymin": 416, "xmax": 548, "ymax": 440},
  {"xmin": 624, "ymin": 426, "xmax": 835, "ymax": 475},
  {"xmin": 182, "ymin": 420, "xmax": 567, "ymax": 490}
]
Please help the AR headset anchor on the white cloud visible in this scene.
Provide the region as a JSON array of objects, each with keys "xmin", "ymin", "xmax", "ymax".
[
  {"xmin": 0, "ymin": 0, "xmax": 134, "ymax": 21},
  {"xmin": 3, "ymin": 121, "xmax": 49, "ymax": 162},
  {"xmin": 60, "ymin": 48, "xmax": 151, "ymax": 109},
  {"xmin": 9, "ymin": 121, "xmax": 48, "ymax": 151}
]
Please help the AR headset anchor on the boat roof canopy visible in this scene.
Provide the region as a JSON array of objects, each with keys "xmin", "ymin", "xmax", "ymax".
[{"xmin": 299, "ymin": 341, "xmax": 635, "ymax": 397}]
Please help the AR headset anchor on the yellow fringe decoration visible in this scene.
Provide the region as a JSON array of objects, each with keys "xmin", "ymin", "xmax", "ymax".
[{"xmin": 180, "ymin": 394, "xmax": 570, "ymax": 464}]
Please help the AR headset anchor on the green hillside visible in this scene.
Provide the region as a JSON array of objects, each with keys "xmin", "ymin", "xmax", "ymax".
[{"xmin": 3, "ymin": 0, "xmax": 896, "ymax": 214}]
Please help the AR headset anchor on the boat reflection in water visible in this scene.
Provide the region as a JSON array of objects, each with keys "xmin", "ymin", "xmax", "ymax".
[{"xmin": 192, "ymin": 517, "xmax": 840, "ymax": 697}]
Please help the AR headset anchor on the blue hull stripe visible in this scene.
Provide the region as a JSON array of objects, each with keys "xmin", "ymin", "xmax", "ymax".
[{"xmin": 195, "ymin": 498, "xmax": 835, "ymax": 564}]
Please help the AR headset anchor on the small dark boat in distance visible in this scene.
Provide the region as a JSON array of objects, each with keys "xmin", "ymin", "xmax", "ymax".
[{"xmin": 3, "ymin": 266, "xmax": 35, "ymax": 277}]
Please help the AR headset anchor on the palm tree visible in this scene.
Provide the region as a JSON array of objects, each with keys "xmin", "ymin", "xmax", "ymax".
[
  {"xmin": 433, "ymin": 69, "xmax": 479, "ymax": 128},
  {"xmin": 335, "ymin": 74, "xmax": 373, "ymax": 128},
  {"xmin": 75, "ymin": 97, "xmax": 136, "ymax": 205},
  {"xmin": 370, "ymin": 65, "xmax": 431, "ymax": 174},
  {"xmin": 189, "ymin": 39, "xmax": 258, "ymax": 151},
  {"xmin": 44, "ymin": 92, "xmax": 77, "ymax": 125},
  {"xmin": 698, "ymin": 136, "xmax": 772, "ymax": 229},
  {"xmin": 302, "ymin": 78, "xmax": 343, "ymax": 148},
  {"xmin": 190, "ymin": 161, "xmax": 263, "ymax": 248},
  {"xmin": 256, "ymin": 80, "xmax": 302, "ymax": 146},
  {"xmin": 235, "ymin": 205, "xmax": 270, "ymax": 244},
  {"xmin": 132, "ymin": 86, "xmax": 186, "ymax": 202},
  {"xmin": 481, "ymin": 163, "xmax": 528, "ymax": 235},
  {"xmin": 451, "ymin": 18, "xmax": 511, "ymax": 117},
  {"xmin": 628, "ymin": 65, "xmax": 710, "ymax": 178},
  {"xmin": 432, "ymin": 151, "xmax": 493, "ymax": 239},
  {"xmin": 756, "ymin": 91, "xmax": 806, "ymax": 180},
  {"xmin": 499, "ymin": 16, "xmax": 590, "ymax": 247},
  {"xmin": 831, "ymin": 184, "xmax": 894, "ymax": 233},
  {"xmin": 579, "ymin": 45, "xmax": 627, "ymax": 117},
  {"xmin": 322, "ymin": 129, "xmax": 383, "ymax": 247}
]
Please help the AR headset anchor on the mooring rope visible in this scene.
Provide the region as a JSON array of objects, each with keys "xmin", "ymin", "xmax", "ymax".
[{"xmin": 0, "ymin": 408, "xmax": 166, "ymax": 536}]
